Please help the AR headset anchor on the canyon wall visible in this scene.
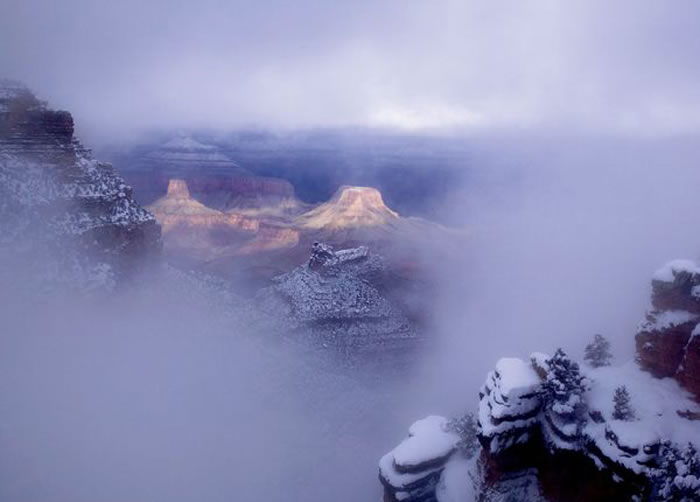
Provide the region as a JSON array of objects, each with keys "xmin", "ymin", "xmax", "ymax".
[{"xmin": 0, "ymin": 80, "xmax": 161, "ymax": 287}]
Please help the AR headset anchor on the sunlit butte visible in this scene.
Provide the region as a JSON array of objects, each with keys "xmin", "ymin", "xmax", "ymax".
[{"xmin": 2, "ymin": 2, "xmax": 700, "ymax": 501}]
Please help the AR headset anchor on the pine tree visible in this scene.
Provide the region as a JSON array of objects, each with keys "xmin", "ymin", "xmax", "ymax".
[
  {"xmin": 652, "ymin": 441, "xmax": 700, "ymax": 501},
  {"xmin": 584, "ymin": 334, "xmax": 613, "ymax": 368},
  {"xmin": 612, "ymin": 385, "xmax": 635, "ymax": 421},
  {"xmin": 543, "ymin": 348, "xmax": 588, "ymax": 421},
  {"xmin": 446, "ymin": 413, "xmax": 478, "ymax": 457}
]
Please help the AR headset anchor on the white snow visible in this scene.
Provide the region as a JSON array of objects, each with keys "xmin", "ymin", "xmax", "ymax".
[
  {"xmin": 692, "ymin": 324, "xmax": 700, "ymax": 337},
  {"xmin": 652, "ymin": 259, "xmax": 700, "ymax": 282},
  {"xmin": 334, "ymin": 245, "xmax": 369, "ymax": 264},
  {"xmin": 391, "ymin": 416, "xmax": 459, "ymax": 471},
  {"xmin": 495, "ymin": 357, "xmax": 542, "ymax": 397},
  {"xmin": 638, "ymin": 310, "xmax": 698, "ymax": 332},
  {"xmin": 379, "ymin": 451, "xmax": 444, "ymax": 491},
  {"xmin": 478, "ymin": 358, "xmax": 544, "ymax": 442},
  {"xmin": 584, "ymin": 361, "xmax": 700, "ymax": 472}
]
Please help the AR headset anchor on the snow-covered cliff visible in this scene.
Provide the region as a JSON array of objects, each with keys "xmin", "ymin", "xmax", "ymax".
[
  {"xmin": 380, "ymin": 261, "xmax": 700, "ymax": 501},
  {"xmin": 0, "ymin": 80, "xmax": 160, "ymax": 290},
  {"xmin": 636, "ymin": 259, "xmax": 700, "ymax": 398}
]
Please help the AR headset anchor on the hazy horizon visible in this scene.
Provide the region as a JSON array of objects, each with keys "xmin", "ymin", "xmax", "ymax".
[
  {"xmin": 3, "ymin": 2, "xmax": 700, "ymax": 501},
  {"xmin": 3, "ymin": 0, "xmax": 700, "ymax": 144}
]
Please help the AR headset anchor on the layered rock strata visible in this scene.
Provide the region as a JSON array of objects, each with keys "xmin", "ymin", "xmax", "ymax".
[
  {"xmin": 380, "ymin": 260, "xmax": 700, "ymax": 501},
  {"xmin": 635, "ymin": 260, "xmax": 700, "ymax": 399},
  {"xmin": 0, "ymin": 80, "xmax": 160, "ymax": 288},
  {"xmin": 256, "ymin": 242, "xmax": 419, "ymax": 366}
]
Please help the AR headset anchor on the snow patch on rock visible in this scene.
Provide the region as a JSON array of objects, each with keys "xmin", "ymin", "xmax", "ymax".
[{"xmin": 652, "ymin": 259, "xmax": 700, "ymax": 283}]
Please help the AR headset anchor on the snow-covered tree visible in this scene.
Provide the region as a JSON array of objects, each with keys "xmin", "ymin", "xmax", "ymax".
[
  {"xmin": 542, "ymin": 349, "xmax": 588, "ymax": 421},
  {"xmin": 446, "ymin": 412, "xmax": 478, "ymax": 457},
  {"xmin": 652, "ymin": 441, "xmax": 700, "ymax": 501},
  {"xmin": 584, "ymin": 334, "xmax": 613, "ymax": 368},
  {"xmin": 612, "ymin": 386, "xmax": 635, "ymax": 421}
]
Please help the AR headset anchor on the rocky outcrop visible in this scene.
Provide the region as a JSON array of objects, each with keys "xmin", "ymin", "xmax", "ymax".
[
  {"xmin": 635, "ymin": 259, "xmax": 700, "ymax": 398},
  {"xmin": 475, "ymin": 355, "xmax": 654, "ymax": 501},
  {"xmin": 256, "ymin": 242, "xmax": 420, "ymax": 366},
  {"xmin": 379, "ymin": 259, "xmax": 700, "ymax": 501},
  {"xmin": 147, "ymin": 179, "xmax": 299, "ymax": 258},
  {"xmin": 477, "ymin": 357, "xmax": 544, "ymax": 456},
  {"xmin": 382, "ymin": 354, "xmax": 699, "ymax": 501},
  {"xmin": 117, "ymin": 134, "xmax": 307, "ymax": 216},
  {"xmin": 380, "ymin": 416, "xmax": 460, "ymax": 502},
  {"xmin": 0, "ymin": 80, "xmax": 160, "ymax": 289},
  {"xmin": 297, "ymin": 185, "xmax": 400, "ymax": 230},
  {"xmin": 148, "ymin": 179, "xmax": 258, "ymax": 232}
]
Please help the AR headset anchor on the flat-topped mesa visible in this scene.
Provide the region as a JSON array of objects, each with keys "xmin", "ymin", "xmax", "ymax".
[
  {"xmin": 147, "ymin": 178, "xmax": 300, "ymax": 257},
  {"xmin": 333, "ymin": 186, "xmax": 396, "ymax": 213},
  {"xmin": 636, "ymin": 259, "xmax": 700, "ymax": 398},
  {"xmin": 166, "ymin": 178, "xmax": 191, "ymax": 199},
  {"xmin": 298, "ymin": 185, "xmax": 400, "ymax": 230},
  {"xmin": 149, "ymin": 179, "xmax": 246, "ymax": 224}
]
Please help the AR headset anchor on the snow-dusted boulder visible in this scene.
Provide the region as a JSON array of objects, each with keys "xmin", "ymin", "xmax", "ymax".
[
  {"xmin": 477, "ymin": 356, "xmax": 544, "ymax": 454},
  {"xmin": 379, "ymin": 416, "xmax": 460, "ymax": 502}
]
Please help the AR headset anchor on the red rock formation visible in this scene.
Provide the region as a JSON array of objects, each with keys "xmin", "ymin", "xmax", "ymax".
[
  {"xmin": 123, "ymin": 172, "xmax": 303, "ymax": 214},
  {"xmin": 147, "ymin": 179, "xmax": 299, "ymax": 258},
  {"xmin": 635, "ymin": 260, "xmax": 700, "ymax": 399},
  {"xmin": 298, "ymin": 185, "xmax": 400, "ymax": 230},
  {"xmin": 636, "ymin": 318, "xmax": 697, "ymax": 379},
  {"xmin": 677, "ymin": 335, "xmax": 700, "ymax": 397}
]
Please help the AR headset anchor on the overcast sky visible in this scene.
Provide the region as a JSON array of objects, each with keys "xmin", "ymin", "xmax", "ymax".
[{"xmin": 2, "ymin": 0, "xmax": 700, "ymax": 139}]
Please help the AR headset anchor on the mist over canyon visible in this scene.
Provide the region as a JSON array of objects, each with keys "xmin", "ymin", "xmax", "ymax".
[{"xmin": 3, "ymin": 2, "xmax": 700, "ymax": 501}]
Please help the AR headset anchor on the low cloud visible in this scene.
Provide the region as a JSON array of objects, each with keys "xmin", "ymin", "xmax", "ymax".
[{"xmin": 2, "ymin": 1, "xmax": 700, "ymax": 141}]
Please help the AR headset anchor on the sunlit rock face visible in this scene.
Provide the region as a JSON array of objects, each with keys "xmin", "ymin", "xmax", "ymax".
[
  {"xmin": 147, "ymin": 179, "xmax": 299, "ymax": 258},
  {"xmin": 298, "ymin": 185, "xmax": 400, "ymax": 230},
  {"xmin": 636, "ymin": 259, "xmax": 700, "ymax": 399},
  {"xmin": 0, "ymin": 80, "xmax": 160, "ymax": 289},
  {"xmin": 149, "ymin": 179, "xmax": 256, "ymax": 229},
  {"xmin": 293, "ymin": 185, "xmax": 454, "ymax": 281},
  {"xmin": 118, "ymin": 134, "xmax": 308, "ymax": 217}
]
